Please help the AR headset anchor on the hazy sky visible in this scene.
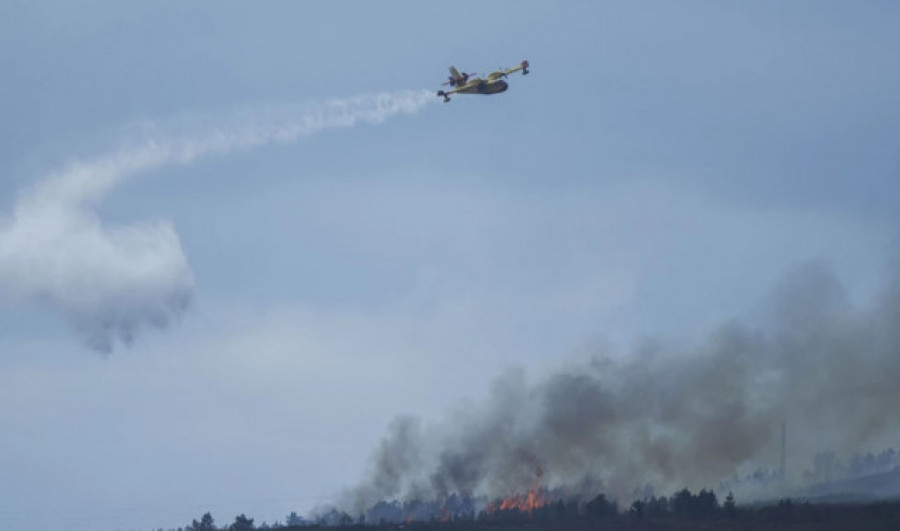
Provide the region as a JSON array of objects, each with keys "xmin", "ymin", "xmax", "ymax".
[{"xmin": 1, "ymin": 2, "xmax": 899, "ymax": 530}]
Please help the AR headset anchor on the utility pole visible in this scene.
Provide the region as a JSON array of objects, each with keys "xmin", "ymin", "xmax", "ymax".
[{"xmin": 780, "ymin": 421, "xmax": 787, "ymax": 481}]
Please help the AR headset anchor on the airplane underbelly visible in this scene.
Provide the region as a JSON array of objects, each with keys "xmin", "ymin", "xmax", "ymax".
[
  {"xmin": 458, "ymin": 80, "xmax": 509, "ymax": 96},
  {"xmin": 481, "ymin": 80, "xmax": 508, "ymax": 94}
]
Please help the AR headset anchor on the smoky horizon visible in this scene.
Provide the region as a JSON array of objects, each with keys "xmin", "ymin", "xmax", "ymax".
[{"xmin": 338, "ymin": 259, "xmax": 900, "ymax": 516}]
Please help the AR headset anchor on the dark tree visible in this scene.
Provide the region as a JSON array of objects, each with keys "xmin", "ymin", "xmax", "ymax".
[
  {"xmin": 629, "ymin": 499, "xmax": 645, "ymax": 519},
  {"xmin": 285, "ymin": 512, "xmax": 303, "ymax": 526},
  {"xmin": 696, "ymin": 488, "xmax": 719, "ymax": 516},
  {"xmin": 645, "ymin": 495, "xmax": 669, "ymax": 517},
  {"xmin": 585, "ymin": 493, "xmax": 618, "ymax": 519},
  {"xmin": 188, "ymin": 512, "xmax": 216, "ymax": 531},
  {"xmin": 723, "ymin": 491, "xmax": 737, "ymax": 519},
  {"xmin": 230, "ymin": 514, "xmax": 254, "ymax": 531},
  {"xmin": 670, "ymin": 488, "xmax": 719, "ymax": 519},
  {"xmin": 776, "ymin": 498, "xmax": 796, "ymax": 523},
  {"xmin": 671, "ymin": 488, "xmax": 694, "ymax": 518}
]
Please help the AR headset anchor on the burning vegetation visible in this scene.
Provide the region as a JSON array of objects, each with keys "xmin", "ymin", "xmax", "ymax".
[
  {"xmin": 484, "ymin": 468, "xmax": 546, "ymax": 516},
  {"xmin": 170, "ymin": 486, "xmax": 900, "ymax": 530},
  {"xmin": 357, "ymin": 489, "xmax": 615, "ymax": 525}
]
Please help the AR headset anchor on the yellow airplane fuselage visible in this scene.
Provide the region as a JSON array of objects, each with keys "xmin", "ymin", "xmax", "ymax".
[{"xmin": 455, "ymin": 79, "xmax": 509, "ymax": 95}]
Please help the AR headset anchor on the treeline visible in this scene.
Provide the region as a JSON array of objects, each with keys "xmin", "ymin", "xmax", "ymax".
[
  {"xmin": 153, "ymin": 491, "xmax": 900, "ymax": 530},
  {"xmin": 629, "ymin": 488, "xmax": 732, "ymax": 519},
  {"xmin": 473, "ymin": 489, "xmax": 733, "ymax": 523}
]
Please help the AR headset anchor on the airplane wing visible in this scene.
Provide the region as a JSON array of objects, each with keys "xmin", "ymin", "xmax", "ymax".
[
  {"xmin": 436, "ymin": 84, "xmax": 465, "ymax": 102},
  {"xmin": 486, "ymin": 60, "xmax": 530, "ymax": 81},
  {"xmin": 500, "ymin": 60, "xmax": 530, "ymax": 77}
]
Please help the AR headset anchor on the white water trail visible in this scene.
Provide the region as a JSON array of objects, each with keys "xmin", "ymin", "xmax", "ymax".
[{"xmin": 0, "ymin": 90, "xmax": 436, "ymax": 352}]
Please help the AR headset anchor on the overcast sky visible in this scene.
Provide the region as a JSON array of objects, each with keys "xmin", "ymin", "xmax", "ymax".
[{"xmin": 1, "ymin": 2, "xmax": 899, "ymax": 530}]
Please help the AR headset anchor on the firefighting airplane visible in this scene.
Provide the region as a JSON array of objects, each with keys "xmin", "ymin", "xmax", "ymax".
[{"xmin": 436, "ymin": 60, "xmax": 530, "ymax": 102}]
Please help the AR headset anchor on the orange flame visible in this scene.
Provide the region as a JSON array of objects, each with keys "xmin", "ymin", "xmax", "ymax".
[{"xmin": 485, "ymin": 468, "xmax": 546, "ymax": 515}]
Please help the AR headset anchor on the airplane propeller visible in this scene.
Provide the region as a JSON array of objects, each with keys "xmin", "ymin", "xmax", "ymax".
[{"xmin": 441, "ymin": 72, "xmax": 475, "ymax": 86}]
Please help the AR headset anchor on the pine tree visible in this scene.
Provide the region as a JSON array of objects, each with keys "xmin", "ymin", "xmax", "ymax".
[{"xmin": 723, "ymin": 491, "xmax": 737, "ymax": 519}]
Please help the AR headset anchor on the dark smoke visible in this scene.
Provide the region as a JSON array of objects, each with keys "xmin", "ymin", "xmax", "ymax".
[{"xmin": 344, "ymin": 260, "xmax": 900, "ymax": 512}]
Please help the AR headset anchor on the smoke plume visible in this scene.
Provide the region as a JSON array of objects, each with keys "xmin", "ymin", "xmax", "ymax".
[
  {"xmin": 0, "ymin": 91, "xmax": 435, "ymax": 352},
  {"xmin": 346, "ymin": 260, "xmax": 900, "ymax": 510}
]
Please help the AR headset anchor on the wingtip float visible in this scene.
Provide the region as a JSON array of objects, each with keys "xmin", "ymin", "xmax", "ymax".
[{"xmin": 437, "ymin": 60, "xmax": 530, "ymax": 103}]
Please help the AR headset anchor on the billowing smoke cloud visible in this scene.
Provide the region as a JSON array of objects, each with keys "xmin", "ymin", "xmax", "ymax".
[
  {"xmin": 346, "ymin": 260, "xmax": 900, "ymax": 510},
  {"xmin": 0, "ymin": 91, "xmax": 435, "ymax": 352}
]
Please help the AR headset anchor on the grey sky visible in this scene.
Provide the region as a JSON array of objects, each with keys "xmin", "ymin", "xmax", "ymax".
[{"xmin": 1, "ymin": 1, "xmax": 899, "ymax": 530}]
